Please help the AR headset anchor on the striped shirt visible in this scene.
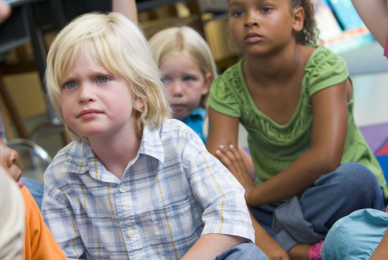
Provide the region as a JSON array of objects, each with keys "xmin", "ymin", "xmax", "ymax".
[{"xmin": 42, "ymin": 119, "xmax": 254, "ymax": 260}]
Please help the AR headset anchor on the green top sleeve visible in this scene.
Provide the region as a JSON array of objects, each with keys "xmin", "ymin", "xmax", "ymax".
[
  {"xmin": 306, "ymin": 47, "xmax": 349, "ymax": 97},
  {"xmin": 208, "ymin": 69, "xmax": 241, "ymax": 118}
]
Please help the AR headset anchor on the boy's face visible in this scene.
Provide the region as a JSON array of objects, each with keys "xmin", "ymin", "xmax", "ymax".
[
  {"xmin": 159, "ymin": 54, "xmax": 211, "ymax": 120},
  {"xmin": 0, "ymin": 138, "xmax": 23, "ymax": 188},
  {"xmin": 60, "ymin": 57, "xmax": 144, "ymax": 141}
]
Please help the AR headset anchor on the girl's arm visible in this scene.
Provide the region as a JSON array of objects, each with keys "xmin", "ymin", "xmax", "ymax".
[
  {"xmin": 216, "ymin": 80, "xmax": 350, "ymax": 207},
  {"xmin": 370, "ymin": 227, "xmax": 388, "ymax": 260},
  {"xmin": 113, "ymin": 0, "xmax": 138, "ymax": 24},
  {"xmin": 351, "ymin": 0, "xmax": 388, "ymax": 48},
  {"xmin": 248, "ymin": 80, "xmax": 349, "ymax": 206},
  {"xmin": 206, "ymin": 107, "xmax": 240, "ymax": 156}
]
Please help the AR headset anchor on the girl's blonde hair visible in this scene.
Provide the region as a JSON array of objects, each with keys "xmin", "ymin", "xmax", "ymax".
[
  {"xmin": 45, "ymin": 12, "xmax": 171, "ymax": 142},
  {"xmin": 149, "ymin": 26, "xmax": 218, "ymax": 109}
]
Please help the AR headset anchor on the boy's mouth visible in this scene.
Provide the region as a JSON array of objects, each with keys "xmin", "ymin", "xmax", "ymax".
[{"xmin": 77, "ymin": 109, "xmax": 103, "ymax": 118}]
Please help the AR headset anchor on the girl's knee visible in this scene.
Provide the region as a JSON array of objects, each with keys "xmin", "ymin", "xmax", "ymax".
[{"xmin": 333, "ymin": 162, "xmax": 379, "ymax": 190}]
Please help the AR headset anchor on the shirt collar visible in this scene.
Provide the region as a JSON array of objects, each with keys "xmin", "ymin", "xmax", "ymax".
[{"xmin": 61, "ymin": 124, "xmax": 165, "ymax": 178}]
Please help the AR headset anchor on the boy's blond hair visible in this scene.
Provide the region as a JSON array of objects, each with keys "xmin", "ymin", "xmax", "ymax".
[
  {"xmin": 45, "ymin": 12, "xmax": 171, "ymax": 142},
  {"xmin": 149, "ymin": 26, "xmax": 218, "ymax": 109}
]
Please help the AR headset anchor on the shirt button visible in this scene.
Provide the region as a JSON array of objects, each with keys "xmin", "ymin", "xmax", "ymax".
[
  {"xmin": 127, "ymin": 230, "xmax": 136, "ymax": 238},
  {"xmin": 119, "ymin": 186, "xmax": 126, "ymax": 193}
]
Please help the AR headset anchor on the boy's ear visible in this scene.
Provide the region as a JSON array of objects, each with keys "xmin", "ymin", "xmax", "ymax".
[
  {"xmin": 133, "ymin": 96, "xmax": 145, "ymax": 111},
  {"xmin": 202, "ymin": 72, "xmax": 213, "ymax": 95},
  {"xmin": 292, "ymin": 6, "xmax": 305, "ymax": 33}
]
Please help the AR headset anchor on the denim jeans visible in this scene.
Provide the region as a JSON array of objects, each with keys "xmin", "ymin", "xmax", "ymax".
[
  {"xmin": 215, "ymin": 242, "xmax": 268, "ymax": 260},
  {"xmin": 22, "ymin": 177, "xmax": 44, "ymax": 209},
  {"xmin": 250, "ymin": 162, "xmax": 385, "ymax": 251}
]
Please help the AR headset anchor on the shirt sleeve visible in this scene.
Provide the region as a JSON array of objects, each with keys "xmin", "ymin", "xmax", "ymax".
[
  {"xmin": 21, "ymin": 187, "xmax": 67, "ymax": 259},
  {"xmin": 306, "ymin": 47, "xmax": 349, "ymax": 97},
  {"xmin": 208, "ymin": 74, "xmax": 242, "ymax": 118},
  {"xmin": 181, "ymin": 131, "xmax": 255, "ymax": 242},
  {"xmin": 42, "ymin": 175, "xmax": 86, "ymax": 260}
]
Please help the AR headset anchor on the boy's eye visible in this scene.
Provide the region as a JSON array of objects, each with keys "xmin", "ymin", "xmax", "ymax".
[
  {"xmin": 161, "ymin": 77, "xmax": 170, "ymax": 83},
  {"xmin": 183, "ymin": 76, "xmax": 195, "ymax": 82},
  {"xmin": 261, "ymin": 7, "xmax": 272, "ymax": 13},
  {"xmin": 231, "ymin": 10, "xmax": 243, "ymax": 17},
  {"xmin": 97, "ymin": 77, "xmax": 109, "ymax": 83},
  {"xmin": 64, "ymin": 82, "xmax": 77, "ymax": 89}
]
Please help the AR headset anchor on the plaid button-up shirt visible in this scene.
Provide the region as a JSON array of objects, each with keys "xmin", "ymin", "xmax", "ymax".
[{"xmin": 42, "ymin": 119, "xmax": 254, "ymax": 260}]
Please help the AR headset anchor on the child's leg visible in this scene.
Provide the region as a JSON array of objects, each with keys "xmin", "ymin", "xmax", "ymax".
[
  {"xmin": 321, "ymin": 209, "xmax": 388, "ymax": 260},
  {"xmin": 273, "ymin": 162, "xmax": 385, "ymax": 251},
  {"xmin": 215, "ymin": 242, "xmax": 269, "ymax": 260}
]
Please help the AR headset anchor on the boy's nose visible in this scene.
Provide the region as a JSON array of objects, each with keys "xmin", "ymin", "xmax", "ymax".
[{"xmin": 78, "ymin": 84, "xmax": 95, "ymax": 103}]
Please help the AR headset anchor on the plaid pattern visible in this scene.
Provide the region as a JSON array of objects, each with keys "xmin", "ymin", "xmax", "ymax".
[{"xmin": 42, "ymin": 119, "xmax": 254, "ymax": 260}]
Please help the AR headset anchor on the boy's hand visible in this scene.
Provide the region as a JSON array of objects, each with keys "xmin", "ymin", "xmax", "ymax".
[{"xmin": 216, "ymin": 145, "xmax": 256, "ymax": 202}]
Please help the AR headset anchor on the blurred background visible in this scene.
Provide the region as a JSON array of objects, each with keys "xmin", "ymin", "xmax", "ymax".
[{"xmin": 1, "ymin": 0, "xmax": 388, "ymax": 184}]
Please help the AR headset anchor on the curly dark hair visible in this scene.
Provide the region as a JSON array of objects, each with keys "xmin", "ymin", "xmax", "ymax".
[{"xmin": 291, "ymin": 0, "xmax": 319, "ymax": 45}]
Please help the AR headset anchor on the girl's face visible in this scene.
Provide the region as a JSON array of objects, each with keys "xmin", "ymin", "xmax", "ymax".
[
  {"xmin": 159, "ymin": 54, "xmax": 212, "ymax": 120},
  {"xmin": 228, "ymin": 0, "xmax": 303, "ymax": 56}
]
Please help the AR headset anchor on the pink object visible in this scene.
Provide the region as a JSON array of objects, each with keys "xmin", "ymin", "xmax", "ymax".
[
  {"xmin": 385, "ymin": 205, "xmax": 388, "ymax": 213},
  {"xmin": 309, "ymin": 240, "xmax": 324, "ymax": 260},
  {"xmin": 384, "ymin": 36, "xmax": 388, "ymax": 59}
]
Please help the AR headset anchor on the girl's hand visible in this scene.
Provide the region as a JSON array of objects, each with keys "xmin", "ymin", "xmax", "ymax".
[{"xmin": 216, "ymin": 145, "xmax": 256, "ymax": 202}]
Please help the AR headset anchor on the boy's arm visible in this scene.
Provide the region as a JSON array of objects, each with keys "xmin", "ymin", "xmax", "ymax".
[
  {"xmin": 113, "ymin": 0, "xmax": 138, "ymax": 24},
  {"xmin": 184, "ymin": 129, "xmax": 255, "ymax": 257},
  {"xmin": 42, "ymin": 181, "xmax": 86, "ymax": 259},
  {"xmin": 182, "ymin": 234, "xmax": 247, "ymax": 260},
  {"xmin": 351, "ymin": 0, "xmax": 388, "ymax": 47},
  {"xmin": 216, "ymin": 147, "xmax": 290, "ymax": 260}
]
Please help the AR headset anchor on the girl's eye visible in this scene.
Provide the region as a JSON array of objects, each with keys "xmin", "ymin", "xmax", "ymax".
[
  {"xmin": 64, "ymin": 82, "xmax": 77, "ymax": 89},
  {"xmin": 97, "ymin": 77, "xmax": 109, "ymax": 83},
  {"xmin": 161, "ymin": 77, "xmax": 170, "ymax": 83},
  {"xmin": 231, "ymin": 10, "xmax": 243, "ymax": 17},
  {"xmin": 261, "ymin": 7, "xmax": 272, "ymax": 13}
]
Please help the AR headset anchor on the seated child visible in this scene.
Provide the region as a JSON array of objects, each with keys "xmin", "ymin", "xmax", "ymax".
[
  {"xmin": 42, "ymin": 12, "xmax": 267, "ymax": 260},
  {"xmin": 149, "ymin": 26, "xmax": 216, "ymax": 144},
  {"xmin": 0, "ymin": 137, "xmax": 66, "ymax": 259}
]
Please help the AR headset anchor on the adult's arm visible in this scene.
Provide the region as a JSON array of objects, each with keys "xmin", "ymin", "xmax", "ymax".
[
  {"xmin": 351, "ymin": 0, "xmax": 388, "ymax": 47},
  {"xmin": 0, "ymin": 0, "xmax": 11, "ymax": 24},
  {"xmin": 113, "ymin": 0, "xmax": 138, "ymax": 24}
]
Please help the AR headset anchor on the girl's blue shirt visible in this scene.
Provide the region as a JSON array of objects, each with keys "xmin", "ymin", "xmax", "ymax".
[{"xmin": 180, "ymin": 107, "xmax": 207, "ymax": 144}]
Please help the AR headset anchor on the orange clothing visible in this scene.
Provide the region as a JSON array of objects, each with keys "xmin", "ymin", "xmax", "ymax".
[{"xmin": 21, "ymin": 187, "xmax": 67, "ymax": 260}]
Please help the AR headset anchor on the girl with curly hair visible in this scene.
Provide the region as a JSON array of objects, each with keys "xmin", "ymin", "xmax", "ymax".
[{"xmin": 206, "ymin": 0, "xmax": 387, "ymax": 259}]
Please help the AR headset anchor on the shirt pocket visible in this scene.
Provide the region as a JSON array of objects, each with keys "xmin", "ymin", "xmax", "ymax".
[{"xmin": 149, "ymin": 196, "xmax": 203, "ymax": 259}]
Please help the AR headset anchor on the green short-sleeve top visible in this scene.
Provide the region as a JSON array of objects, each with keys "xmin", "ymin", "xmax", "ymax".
[{"xmin": 208, "ymin": 45, "xmax": 388, "ymax": 199}]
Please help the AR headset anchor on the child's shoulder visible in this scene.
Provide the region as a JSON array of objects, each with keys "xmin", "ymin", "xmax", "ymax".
[
  {"xmin": 305, "ymin": 45, "xmax": 346, "ymax": 71},
  {"xmin": 159, "ymin": 119, "xmax": 201, "ymax": 140},
  {"xmin": 157, "ymin": 119, "xmax": 206, "ymax": 149},
  {"xmin": 44, "ymin": 141, "xmax": 87, "ymax": 178}
]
